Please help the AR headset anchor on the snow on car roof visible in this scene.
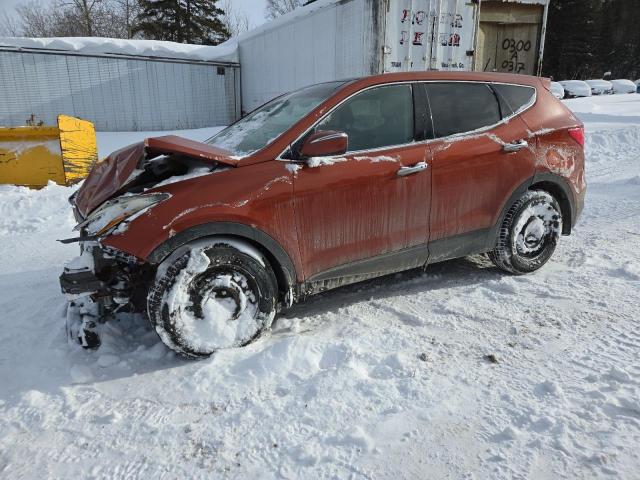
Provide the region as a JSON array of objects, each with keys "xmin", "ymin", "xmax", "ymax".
[{"xmin": 0, "ymin": 37, "xmax": 239, "ymax": 63}]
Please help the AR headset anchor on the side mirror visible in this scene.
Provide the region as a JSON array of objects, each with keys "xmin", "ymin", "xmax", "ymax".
[{"xmin": 299, "ymin": 130, "xmax": 348, "ymax": 158}]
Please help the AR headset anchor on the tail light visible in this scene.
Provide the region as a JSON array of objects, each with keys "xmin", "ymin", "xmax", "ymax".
[{"xmin": 568, "ymin": 126, "xmax": 585, "ymax": 148}]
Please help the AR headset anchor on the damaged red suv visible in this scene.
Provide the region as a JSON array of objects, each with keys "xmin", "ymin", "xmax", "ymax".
[{"xmin": 61, "ymin": 72, "xmax": 585, "ymax": 358}]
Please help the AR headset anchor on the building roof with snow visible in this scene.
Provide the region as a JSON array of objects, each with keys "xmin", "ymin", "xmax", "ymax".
[{"xmin": 0, "ymin": 37, "xmax": 239, "ymax": 64}]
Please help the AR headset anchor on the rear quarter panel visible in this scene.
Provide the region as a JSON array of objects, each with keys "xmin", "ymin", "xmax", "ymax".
[{"xmin": 520, "ymin": 86, "xmax": 586, "ymax": 201}]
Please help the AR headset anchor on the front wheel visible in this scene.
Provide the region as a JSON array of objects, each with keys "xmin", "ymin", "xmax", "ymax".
[
  {"xmin": 488, "ymin": 190, "xmax": 563, "ymax": 275},
  {"xmin": 147, "ymin": 240, "xmax": 278, "ymax": 358}
]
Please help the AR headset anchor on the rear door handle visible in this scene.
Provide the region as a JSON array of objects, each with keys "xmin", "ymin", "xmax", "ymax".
[
  {"xmin": 397, "ymin": 162, "xmax": 428, "ymax": 177},
  {"xmin": 503, "ymin": 139, "xmax": 528, "ymax": 152}
]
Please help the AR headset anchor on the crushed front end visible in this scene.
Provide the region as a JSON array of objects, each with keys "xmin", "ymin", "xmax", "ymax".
[
  {"xmin": 60, "ymin": 239, "xmax": 153, "ymax": 348},
  {"xmin": 59, "ymin": 192, "xmax": 172, "ymax": 348},
  {"xmin": 58, "ymin": 135, "xmax": 240, "ymax": 349}
]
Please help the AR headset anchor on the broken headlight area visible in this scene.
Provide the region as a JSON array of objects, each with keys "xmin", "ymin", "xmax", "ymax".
[
  {"xmin": 75, "ymin": 192, "xmax": 170, "ymax": 237},
  {"xmin": 60, "ymin": 242, "xmax": 154, "ymax": 349}
]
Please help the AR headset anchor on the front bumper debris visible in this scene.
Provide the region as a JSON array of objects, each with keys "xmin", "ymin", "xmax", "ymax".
[
  {"xmin": 60, "ymin": 242, "xmax": 111, "ymax": 297},
  {"xmin": 60, "ymin": 241, "xmax": 150, "ymax": 349},
  {"xmin": 60, "ymin": 269, "xmax": 105, "ymax": 296},
  {"xmin": 66, "ymin": 296, "xmax": 102, "ymax": 349}
]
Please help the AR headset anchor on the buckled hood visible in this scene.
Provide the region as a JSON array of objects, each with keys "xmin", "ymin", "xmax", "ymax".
[{"xmin": 74, "ymin": 136, "xmax": 239, "ymax": 216}]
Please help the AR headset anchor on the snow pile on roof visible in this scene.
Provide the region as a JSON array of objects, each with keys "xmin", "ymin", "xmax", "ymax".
[{"xmin": 0, "ymin": 37, "xmax": 238, "ymax": 63}]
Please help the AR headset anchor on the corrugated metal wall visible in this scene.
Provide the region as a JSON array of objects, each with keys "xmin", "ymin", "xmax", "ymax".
[
  {"xmin": 0, "ymin": 49, "xmax": 241, "ymax": 131},
  {"xmin": 238, "ymin": 0, "xmax": 379, "ymax": 113}
]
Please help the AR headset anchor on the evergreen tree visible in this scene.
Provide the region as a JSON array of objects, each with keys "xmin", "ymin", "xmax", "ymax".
[
  {"xmin": 542, "ymin": 0, "xmax": 601, "ymax": 79},
  {"xmin": 135, "ymin": 0, "xmax": 229, "ymax": 45},
  {"xmin": 543, "ymin": 0, "xmax": 640, "ymax": 80},
  {"xmin": 605, "ymin": 0, "xmax": 640, "ymax": 79}
]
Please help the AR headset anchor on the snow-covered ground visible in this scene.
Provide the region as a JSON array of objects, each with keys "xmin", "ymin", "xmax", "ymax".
[{"xmin": 0, "ymin": 95, "xmax": 639, "ymax": 479}]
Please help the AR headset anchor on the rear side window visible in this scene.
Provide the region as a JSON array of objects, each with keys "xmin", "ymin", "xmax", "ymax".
[
  {"xmin": 492, "ymin": 84, "xmax": 536, "ymax": 115},
  {"xmin": 316, "ymin": 84, "xmax": 414, "ymax": 152},
  {"xmin": 426, "ymin": 83, "xmax": 501, "ymax": 138}
]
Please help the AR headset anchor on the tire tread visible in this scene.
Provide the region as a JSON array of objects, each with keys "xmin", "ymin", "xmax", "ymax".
[{"xmin": 488, "ymin": 190, "xmax": 560, "ymax": 275}]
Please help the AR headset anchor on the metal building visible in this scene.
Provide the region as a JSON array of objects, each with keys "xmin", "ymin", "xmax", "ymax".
[
  {"xmin": 235, "ymin": 0, "xmax": 550, "ymax": 113},
  {"xmin": 476, "ymin": 0, "xmax": 550, "ymax": 76},
  {"xmin": 0, "ymin": 41, "xmax": 241, "ymax": 131}
]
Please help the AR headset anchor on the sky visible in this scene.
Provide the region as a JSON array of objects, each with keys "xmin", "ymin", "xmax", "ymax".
[
  {"xmin": 242, "ymin": 0, "xmax": 268, "ymax": 29},
  {"xmin": 0, "ymin": 0, "xmax": 268, "ymax": 30}
]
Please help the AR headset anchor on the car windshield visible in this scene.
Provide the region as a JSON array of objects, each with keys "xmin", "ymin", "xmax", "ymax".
[{"xmin": 206, "ymin": 81, "xmax": 348, "ymax": 157}]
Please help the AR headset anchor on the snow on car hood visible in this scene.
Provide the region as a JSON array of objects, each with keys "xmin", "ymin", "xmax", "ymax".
[
  {"xmin": 560, "ymin": 80, "xmax": 592, "ymax": 97},
  {"xmin": 611, "ymin": 79, "xmax": 637, "ymax": 94},
  {"xmin": 585, "ymin": 79, "xmax": 613, "ymax": 94},
  {"xmin": 74, "ymin": 136, "xmax": 239, "ymax": 216}
]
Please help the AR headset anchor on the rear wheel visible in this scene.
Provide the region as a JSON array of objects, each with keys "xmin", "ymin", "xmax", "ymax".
[
  {"xmin": 488, "ymin": 190, "xmax": 563, "ymax": 275},
  {"xmin": 147, "ymin": 240, "xmax": 278, "ymax": 358}
]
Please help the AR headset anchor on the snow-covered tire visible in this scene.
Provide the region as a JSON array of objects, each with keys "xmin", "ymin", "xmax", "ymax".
[
  {"xmin": 488, "ymin": 190, "xmax": 563, "ymax": 275},
  {"xmin": 147, "ymin": 240, "xmax": 278, "ymax": 358}
]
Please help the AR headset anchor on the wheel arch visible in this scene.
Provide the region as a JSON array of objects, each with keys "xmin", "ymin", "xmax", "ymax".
[
  {"xmin": 490, "ymin": 173, "xmax": 576, "ymax": 249},
  {"xmin": 529, "ymin": 172, "xmax": 576, "ymax": 235},
  {"xmin": 146, "ymin": 222, "xmax": 297, "ymax": 299}
]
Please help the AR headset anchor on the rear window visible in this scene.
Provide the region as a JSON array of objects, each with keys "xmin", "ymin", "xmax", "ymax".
[
  {"xmin": 492, "ymin": 84, "xmax": 536, "ymax": 116},
  {"xmin": 426, "ymin": 82, "xmax": 501, "ymax": 138}
]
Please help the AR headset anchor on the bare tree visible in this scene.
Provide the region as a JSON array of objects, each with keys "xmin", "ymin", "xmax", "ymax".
[
  {"xmin": 221, "ymin": 0, "xmax": 251, "ymax": 37},
  {"xmin": 114, "ymin": 0, "xmax": 142, "ymax": 39},
  {"xmin": 265, "ymin": 0, "xmax": 304, "ymax": 20},
  {"xmin": 60, "ymin": 0, "xmax": 104, "ymax": 36},
  {"xmin": 13, "ymin": 1, "xmax": 78, "ymax": 37},
  {"xmin": 0, "ymin": 12, "xmax": 21, "ymax": 36},
  {"xmin": 7, "ymin": 0, "xmax": 141, "ymax": 38}
]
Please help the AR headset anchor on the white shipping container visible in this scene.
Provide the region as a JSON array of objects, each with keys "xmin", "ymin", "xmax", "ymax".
[
  {"xmin": 384, "ymin": 0, "xmax": 478, "ymax": 73},
  {"xmin": 237, "ymin": 0, "xmax": 549, "ymax": 113}
]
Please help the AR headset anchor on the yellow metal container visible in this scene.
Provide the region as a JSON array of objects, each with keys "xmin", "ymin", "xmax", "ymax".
[{"xmin": 0, "ymin": 115, "xmax": 97, "ymax": 188}]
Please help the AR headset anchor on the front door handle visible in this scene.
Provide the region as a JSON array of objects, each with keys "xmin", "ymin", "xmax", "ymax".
[
  {"xmin": 503, "ymin": 139, "xmax": 528, "ymax": 153},
  {"xmin": 397, "ymin": 162, "xmax": 428, "ymax": 177}
]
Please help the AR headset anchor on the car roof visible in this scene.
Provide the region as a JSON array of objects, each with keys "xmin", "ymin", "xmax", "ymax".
[{"xmin": 343, "ymin": 71, "xmax": 545, "ymax": 89}]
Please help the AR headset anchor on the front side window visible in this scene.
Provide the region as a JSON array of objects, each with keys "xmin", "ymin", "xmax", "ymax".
[
  {"xmin": 314, "ymin": 84, "xmax": 414, "ymax": 152},
  {"xmin": 207, "ymin": 81, "xmax": 347, "ymax": 157},
  {"xmin": 426, "ymin": 82, "xmax": 501, "ymax": 138}
]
